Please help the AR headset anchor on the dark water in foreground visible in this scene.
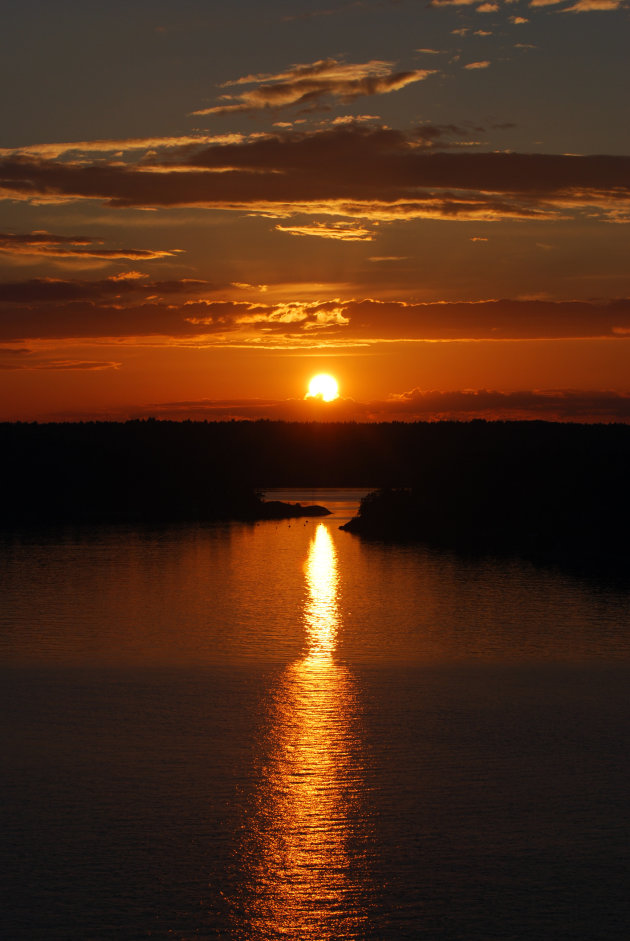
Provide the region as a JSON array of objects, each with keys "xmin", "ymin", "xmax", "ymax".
[{"xmin": 1, "ymin": 490, "xmax": 629, "ymax": 940}]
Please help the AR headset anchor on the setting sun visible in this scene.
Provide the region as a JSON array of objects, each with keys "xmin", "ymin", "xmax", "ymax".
[{"xmin": 306, "ymin": 374, "xmax": 339, "ymax": 402}]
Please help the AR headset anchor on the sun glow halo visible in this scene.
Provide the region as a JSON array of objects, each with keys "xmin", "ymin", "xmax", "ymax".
[{"xmin": 306, "ymin": 373, "xmax": 339, "ymax": 402}]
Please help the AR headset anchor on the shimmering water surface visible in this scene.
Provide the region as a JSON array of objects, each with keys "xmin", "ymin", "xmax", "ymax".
[{"xmin": 2, "ymin": 490, "xmax": 630, "ymax": 939}]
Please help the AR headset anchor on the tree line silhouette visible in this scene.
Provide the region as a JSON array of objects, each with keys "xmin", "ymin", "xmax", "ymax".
[
  {"xmin": 339, "ymin": 420, "xmax": 630, "ymax": 572},
  {"xmin": 1, "ymin": 419, "xmax": 629, "ymax": 571}
]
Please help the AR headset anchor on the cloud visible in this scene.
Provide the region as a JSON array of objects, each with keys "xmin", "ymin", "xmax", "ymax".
[
  {"xmin": 0, "ymin": 275, "xmax": 212, "ymax": 305},
  {"xmin": 274, "ymin": 221, "xmax": 374, "ymax": 240},
  {"xmin": 561, "ymin": 0, "xmax": 625, "ymax": 9},
  {"xmin": 1, "ymin": 126, "xmax": 629, "ymax": 225},
  {"xmin": 0, "ymin": 300, "xmax": 245, "ymax": 342},
  {"xmin": 414, "ymin": 123, "xmax": 485, "ymax": 146},
  {"xmin": 73, "ymin": 388, "xmax": 630, "ymax": 424},
  {"xmin": 324, "ymin": 297, "xmax": 630, "ymax": 341},
  {"xmin": 377, "ymin": 388, "xmax": 630, "ymax": 422},
  {"xmin": 0, "ymin": 232, "xmax": 181, "ymax": 261},
  {"xmin": 435, "ymin": 0, "xmax": 622, "ymax": 10},
  {"xmin": 191, "ymin": 58, "xmax": 437, "ymax": 116},
  {"xmin": 464, "ymin": 61, "xmax": 491, "ymax": 70},
  {"xmin": 529, "ymin": 0, "xmax": 625, "ymax": 7},
  {"xmin": 0, "ymin": 292, "xmax": 350, "ymax": 343},
  {"xmin": 0, "ymin": 347, "xmax": 120, "ymax": 370},
  {"xmin": 330, "ymin": 114, "xmax": 380, "ymax": 125},
  {"xmin": 0, "ymin": 134, "xmax": 245, "ymax": 160},
  {"xmin": 1, "ymin": 291, "xmax": 629, "ymax": 343}
]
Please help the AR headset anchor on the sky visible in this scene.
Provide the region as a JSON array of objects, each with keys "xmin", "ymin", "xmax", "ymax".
[{"xmin": 1, "ymin": 0, "xmax": 629, "ymax": 422}]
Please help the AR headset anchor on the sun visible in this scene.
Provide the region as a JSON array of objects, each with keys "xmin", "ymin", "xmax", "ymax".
[{"xmin": 305, "ymin": 373, "xmax": 339, "ymax": 402}]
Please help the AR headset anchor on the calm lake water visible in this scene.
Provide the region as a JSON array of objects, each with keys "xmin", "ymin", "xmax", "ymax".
[{"xmin": 2, "ymin": 489, "xmax": 630, "ymax": 940}]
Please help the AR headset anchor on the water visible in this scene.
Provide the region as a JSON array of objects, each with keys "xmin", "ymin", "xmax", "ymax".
[{"xmin": 1, "ymin": 490, "xmax": 629, "ymax": 939}]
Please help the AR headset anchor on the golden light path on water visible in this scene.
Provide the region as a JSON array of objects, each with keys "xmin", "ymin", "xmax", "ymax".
[{"xmin": 244, "ymin": 524, "xmax": 369, "ymax": 940}]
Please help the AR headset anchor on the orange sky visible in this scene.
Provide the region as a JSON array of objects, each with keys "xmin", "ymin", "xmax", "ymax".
[{"xmin": 1, "ymin": 1, "xmax": 629, "ymax": 421}]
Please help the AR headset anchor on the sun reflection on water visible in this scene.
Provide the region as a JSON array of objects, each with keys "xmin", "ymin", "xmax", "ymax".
[
  {"xmin": 242, "ymin": 524, "xmax": 370, "ymax": 940},
  {"xmin": 303, "ymin": 522, "xmax": 340, "ymax": 660}
]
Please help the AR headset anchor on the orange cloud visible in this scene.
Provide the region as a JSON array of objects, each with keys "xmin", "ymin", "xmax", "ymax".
[
  {"xmin": 0, "ymin": 275, "xmax": 214, "ymax": 306},
  {"xmin": 464, "ymin": 61, "xmax": 492, "ymax": 70},
  {"xmin": 0, "ymin": 232, "xmax": 181, "ymax": 261},
  {"xmin": 1, "ymin": 290, "xmax": 629, "ymax": 343},
  {"xmin": 191, "ymin": 58, "xmax": 437, "ymax": 115},
  {"xmin": 0, "ymin": 134, "xmax": 245, "ymax": 160},
  {"xmin": 375, "ymin": 388, "xmax": 630, "ymax": 422},
  {"xmin": 1, "ymin": 127, "xmax": 629, "ymax": 224},
  {"xmin": 368, "ymin": 256, "xmax": 409, "ymax": 262},
  {"xmin": 274, "ymin": 221, "xmax": 374, "ymax": 240},
  {"xmin": 562, "ymin": 0, "xmax": 625, "ymax": 9},
  {"xmin": 529, "ymin": 0, "xmax": 625, "ymax": 6},
  {"xmin": 0, "ymin": 347, "xmax": 120, "ymax": 371},
  {"xmin": 81, "ymin": 389, "xmax": 630, "ymax": 424}
]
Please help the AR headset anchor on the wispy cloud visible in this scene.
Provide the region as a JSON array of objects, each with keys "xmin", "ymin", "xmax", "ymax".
[
  {"xmin": 1, "ymin": 291, "xmax": 629, "ymax": 343},
  {"xmin": 1, "ymin": 127, "xmax": 629, "ymax": 224},
  {"xmin": 330, "ymin": 114, "xmax": 380, "ymax": 125},
  {"xmin": 81, "ymin": 388, "xmax": 630, "ymax": 423},
  {"xmin": 376, "ymin": 387, "xmax": 630, "ymax": 422},
  {"xmin": 0, "ymin": 134, "xmax": 244, "ymax": 160},
  {"xmin": 562, "ymin": 0, "xmax": 626, "ymax": 10},
  {"xmin": 274, "ymin": 221, "xmax": 374, "ymax": 240},
  {"xmin": 439, "ymin": 0, "xmax": 625, "ymax": 10},
  {"xmin": 0, "ymin": 275, "xmax": 213, "ymax": 305},
  {"xmin": 191, "ymin": 58, "xmax": 437, "ymax": 116},
  {"xmin": 463, "ymin": 61, "xmax": 492, "ymax": 70},
  {"xmin": 0, "ymin": 347, "xmax": 120, "ymax": 371},
  {"xmin": 0, "ymin": 232, "xmax": 181, "ymax": 261},
  {"xmin": 529, "ymin": 0, "xmax": 625, "ymax": 6}
]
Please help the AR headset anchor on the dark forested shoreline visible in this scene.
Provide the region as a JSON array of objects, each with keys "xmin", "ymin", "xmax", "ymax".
[
  {"xmin": 2, "ymin": 419, "xmax": 629, "ymax": 573},
  {"xmin": 337, "ymin": 421, "xmax": 630, "ymax": 574}
]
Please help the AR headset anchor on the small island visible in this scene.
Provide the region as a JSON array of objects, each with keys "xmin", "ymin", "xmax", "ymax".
[{"xmin": 256, "ymin": 500, "xmax": 330, "ymax": 520}]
